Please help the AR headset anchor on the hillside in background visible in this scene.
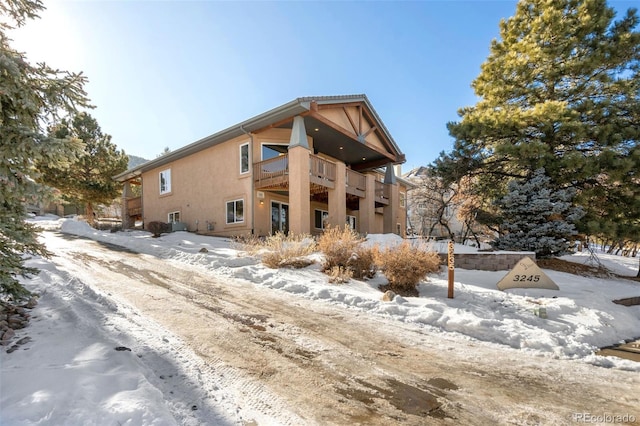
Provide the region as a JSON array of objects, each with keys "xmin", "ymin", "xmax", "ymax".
[{"xmin": 127, "ymin": 155, "xmax": 149, "ymax": 169}]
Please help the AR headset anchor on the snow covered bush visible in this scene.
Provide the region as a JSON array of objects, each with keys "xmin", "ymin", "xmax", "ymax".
[
  {"xmin": 493, "ymin": 169, "xmax": 584, "ymax": 258},
  {"xmin": 374, "ymin": 242, "xmax": 441, "ymax": 295}
]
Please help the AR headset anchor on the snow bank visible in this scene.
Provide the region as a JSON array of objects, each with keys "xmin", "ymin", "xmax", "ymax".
[{"xmin": 54, "ymin": 217, "xmax": 640, "ymax": 370}]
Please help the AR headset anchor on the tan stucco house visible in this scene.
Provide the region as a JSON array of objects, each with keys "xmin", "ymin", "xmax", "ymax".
[{"xmin": 115, "ymin": 95, "xmax": 411, "ymax": 237}]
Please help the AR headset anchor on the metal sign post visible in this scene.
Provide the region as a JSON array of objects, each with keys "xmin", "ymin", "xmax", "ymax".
[{"xmin": 447, "ymin": 240, "xmax": 454, "ymax": 299}]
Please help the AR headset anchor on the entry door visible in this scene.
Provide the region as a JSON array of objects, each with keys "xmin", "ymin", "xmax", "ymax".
[{"xmin": 271, "ymin": 202, "xmax": 289, "ymax": 235}]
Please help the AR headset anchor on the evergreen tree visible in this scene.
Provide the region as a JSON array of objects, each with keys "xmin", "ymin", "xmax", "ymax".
[
  {"xmin": 40, "ymin": 113, "xmax": 128, "ymax": 223},
  {"xmin": 493, "ymin": 169, "xmax": 584, "ymax": 257},
  {"xmin": 433, "ymin": 0, "xmax": 640, "ymax": 247},
  {"xmin": 0, "ymin": 0, "xmax": 89, "ymax": 298}
]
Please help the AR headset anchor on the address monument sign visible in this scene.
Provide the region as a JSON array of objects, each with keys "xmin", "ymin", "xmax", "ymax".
[{"xmin": 497, "ymin": 257, "xmax": 559, "ymax": 291}]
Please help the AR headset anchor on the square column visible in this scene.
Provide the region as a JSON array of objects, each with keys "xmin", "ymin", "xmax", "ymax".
[
  {"xmin": 288, "ymin": 146, "xmax": 311, "ymax": 235},
  {"xmin": 328, "ymin": 161, "xmax": 346, "ymax": 229},
  {"xmin": 383, "ymin": 183, "xmax": 399, "ymax": 234},
  {"xmin": 358, "ymin": 173, "xmax": 376, "ymax": 234}
]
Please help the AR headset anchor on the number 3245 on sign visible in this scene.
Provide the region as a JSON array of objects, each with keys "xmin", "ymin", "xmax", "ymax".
[{"xmin": 513, "ymin": 274, "xmax": 540, "ymax": 282}]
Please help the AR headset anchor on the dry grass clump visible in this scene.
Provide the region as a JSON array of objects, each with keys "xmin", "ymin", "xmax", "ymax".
[
  {"xmin": 317, "ymin": 225, "xmax": 377, "ymax": 282},
  {"xmin": 348, "ymin": 246, "xmax": 377, "ymax": 280},
  {"xmin": 255, "ymin": 232, "xmax": 317, "ymax": 269},
  {"xmin": 318, "ymin": 225, "xmax": 362, "ymax": 271},
  {"xmin": 374, "ymin": 242, "xmax": 441, "ymax": 296},
  {"xmin": 327, "ymin": 266, "xmax": 353, "ymax": 284}
]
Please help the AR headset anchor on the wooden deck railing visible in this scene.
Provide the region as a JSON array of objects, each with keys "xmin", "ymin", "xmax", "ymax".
[
  {"xmin": 374, "ymin": 180, "xmax": 390, "ymax": 205},
  {"xmin": 253, "ymin": 155, "xmax": 289, "ymax": 188},
  {"xmin": 346, "ymin": 169, "xmax": 366, "ymax": 197},
  {"xmin": 126, "ymin": 196, "xmax": 142, "ymax": 216},
  {"xmin": 309, "ymin": 154, "xmax": 336, "ymax": 186}
]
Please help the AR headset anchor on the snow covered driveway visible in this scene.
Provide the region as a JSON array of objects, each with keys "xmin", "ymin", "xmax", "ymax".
[{"xmin": 15, "ymin": 230, "xmax": 635, "ymax": 425}]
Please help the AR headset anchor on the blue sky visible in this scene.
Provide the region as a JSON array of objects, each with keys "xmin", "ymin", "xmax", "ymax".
[{"xmin": 10, "ymin": 0, "xmax": 638, "ymax": 172}]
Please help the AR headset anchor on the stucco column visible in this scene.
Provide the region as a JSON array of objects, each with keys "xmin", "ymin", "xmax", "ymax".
[
  {"xmin": 359, "ymin": 173, "xmax": 376, "ymax": 235},
  {"xmin": 122, "ymin": 182, "xmax": 132, "ymax": 229},
  {"xmin": 288, "ymin": 116, "xmax": 311, "ymax": 235},
  {"xmin": 383, "ymin": 163, "xmax": 399, "ymax": 234},
  {"xmin": 383, "ymin": 183, "xmax": 399, "ymax": 234},
  {"xmin": 328, "ymin": 161, "xmax": 346, "ymax": 229}
]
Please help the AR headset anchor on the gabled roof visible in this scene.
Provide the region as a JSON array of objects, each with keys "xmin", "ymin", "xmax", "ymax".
[{"xmin": 115, "ymin": 94, "xmax": 403, "ymax": 182}]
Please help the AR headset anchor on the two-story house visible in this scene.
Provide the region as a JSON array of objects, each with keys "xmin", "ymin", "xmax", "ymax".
[{"xmin": 115, "ymin": 95, "xmax": 410, "ymax": 237}]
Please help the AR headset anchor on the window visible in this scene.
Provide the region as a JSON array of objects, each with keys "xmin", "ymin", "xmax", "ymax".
[
  {"xmin": 159, "ymin": 169, "xmax": 171, "ymax": 194},
  {"xmin": 261, "ymin": 143, "xmax": 288, "ymax": 160},
  {"xmin": 314, "ymin": 209, "xmax": 329, "ymax": 229},
  {"xmin": 346, "ymin": 215, "xmax": 356, "ymax": 230},
  {"xmin": 168, "ymin": 211, "xmax": 180, "ymax": 223},
  {"xmin": 240, "ymin": 143, "xmax": 249, "ymax": 174},
  {"xmin": 400, "ymin": 192, "xmax": 406, "ymax": 208},
  {"xmin": 226, "ymin": 199, "xmax": 244, "ymax": 224}
]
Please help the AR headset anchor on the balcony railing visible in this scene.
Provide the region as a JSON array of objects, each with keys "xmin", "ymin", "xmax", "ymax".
[
  {"xmin": 253, "ymin": 154, "xmax": 388, "ymax": 203},
  {"xmin": 374, "ymin": 180, "xmax": 390, "ymax": 205},
  {"xmin": 126, "ymin": 196, "xmax": 142, "ymax": 216},
  {"xmin": 346, "ymin": 169, "xmax": 366, "ymax": 197},
  {"xmin": 309, "ymin": 154, "xmax": 336, "ymax": 188},
  {"xmin": 253, "ymin": 155, "xmax": 289, "ymax": 189}
]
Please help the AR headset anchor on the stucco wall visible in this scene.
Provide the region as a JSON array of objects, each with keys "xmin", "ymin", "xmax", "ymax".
[{"xmin": 141, "ymin": 134, "xmax": 254, "ymax": 237}]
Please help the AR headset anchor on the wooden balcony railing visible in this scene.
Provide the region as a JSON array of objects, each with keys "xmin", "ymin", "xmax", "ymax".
[
  {"xmin": 126, "ymin": 196, "xmax": 142, "ymax": 216},
  {"xmin": 374, "ymin": 180, "xmax": 390, "ymax": 205},
  {"xmin": 253, "ymin": 155, "xmax": 289, "ymax": 189},
  {"xmin": 346, "ymin": 169, "xmax": 366, "ymax": 197},
  {"xmin": 309, "ymin": 154, "xmax": 336, "ymax": 188}
]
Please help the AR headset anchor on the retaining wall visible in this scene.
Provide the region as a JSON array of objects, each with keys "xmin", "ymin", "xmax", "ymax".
[{"xmin": 438, "ymin": 252, "xmax": 536, "ymax": 271}]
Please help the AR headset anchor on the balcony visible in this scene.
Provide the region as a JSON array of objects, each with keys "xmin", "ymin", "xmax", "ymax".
[
  {"xmin": 374, "ymin": 180, "xmax": 390, "ymax": 206},
  {"xmin": 253, "ymin": 155, "xmax": 289, "ymax": 190},
  {"xmin": 346, "ymin": 169, "xmax": 366, "ymax": 197},
  {"xmin": 254, "ymin": 154, "xmax": 389, "ymax": 203},
  {"xmin": 126, "ymin": 196, "xmax": 142, "ymax": 216}
]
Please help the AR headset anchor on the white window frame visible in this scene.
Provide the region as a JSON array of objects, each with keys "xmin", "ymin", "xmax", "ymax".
[
  {"xmin": 159, "ymin": 169, "xmax": 171, "ymax": 194},
  {"xmin": 168, "ymin": 211, "xmax": 180, "ymax": 223},
  {"xmin": 314, "ymin": 209, "xmax": 329, "ymax": 230},
  {"xmin": 400, "ymin": 192, "xmax": 406, "ymax": 208},
  {"xmin": 240, "ymin": 143, "xmax": 250, "ymax": 174},
  {"xmin": 346, "ymin": 215, "xmax": 356, "ymax": 230},
  {"xmin": 226, "ymin": 199, "xmax": 244, "ymax": 224}
]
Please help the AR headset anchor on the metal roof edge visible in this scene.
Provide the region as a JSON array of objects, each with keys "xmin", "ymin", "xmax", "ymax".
[
  {"xmin": 114, "ymin": 94, "xmax": 404, "ymax": 181},
  {"xmin": 115, "ymin": 98, "xmax": 309, "ymax": 181}
]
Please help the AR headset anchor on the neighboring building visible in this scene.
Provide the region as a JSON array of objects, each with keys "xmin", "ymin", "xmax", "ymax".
[
  {"xmin": 115, "ymin": 95, "xmax": 410, "ymax": 237},
  {"xmin": 403, "ymin": 166, "xmax": 464, "ymax": 239}
]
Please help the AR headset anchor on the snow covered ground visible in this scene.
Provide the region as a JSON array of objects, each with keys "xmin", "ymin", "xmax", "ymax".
[{"xmin": 1, "ymin": 215, "xmax": 639, "ymax": 425}]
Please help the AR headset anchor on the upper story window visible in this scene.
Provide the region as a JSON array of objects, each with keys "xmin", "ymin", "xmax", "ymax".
[
  {"xmin": 261, "ymin": 143, "xmax": 288, "ymax": 161},
  {"xmin": 159, "ymin": 169, "xmax": 171, "ymax": 194},
  {"xmin": 226, "ymin": 199, "xmax": 244, "ymax": 224},
  {"xmin": 400, "ymin": 192, "xmax": 406, "ymax": 208},
  {"xmin": 240, "ymin": 143, "xmax": 250, "ymax": 174}
]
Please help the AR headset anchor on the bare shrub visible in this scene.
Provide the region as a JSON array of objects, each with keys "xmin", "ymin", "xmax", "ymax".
[
  {"xmin": 327, "ymin": 266, "xmax": 353, "ymax": 284},
  {"xmin": 317, "ymin": 225, "xmax": 377, "ymax": 280},
  {"xmin": 147, "ymin": 221, "xmax": 170, "ymax": 238},
  {"xmin": 255, "ymin": 232, "xmax": 316, "ymax": 269},
  {"xmin": 230, "ymin": 234, "xmax": 263, "ymax": 254},
  {"xmin": 318, "ymin": 225, "xmax": 362, "ymax": 271},
  {"xmin": 348, "ymin": 246, "xmax": 377, "ymax": 280},
  {"xmin": 374, "ymin": 242, "xmax": 441, "ymax": 296}
]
